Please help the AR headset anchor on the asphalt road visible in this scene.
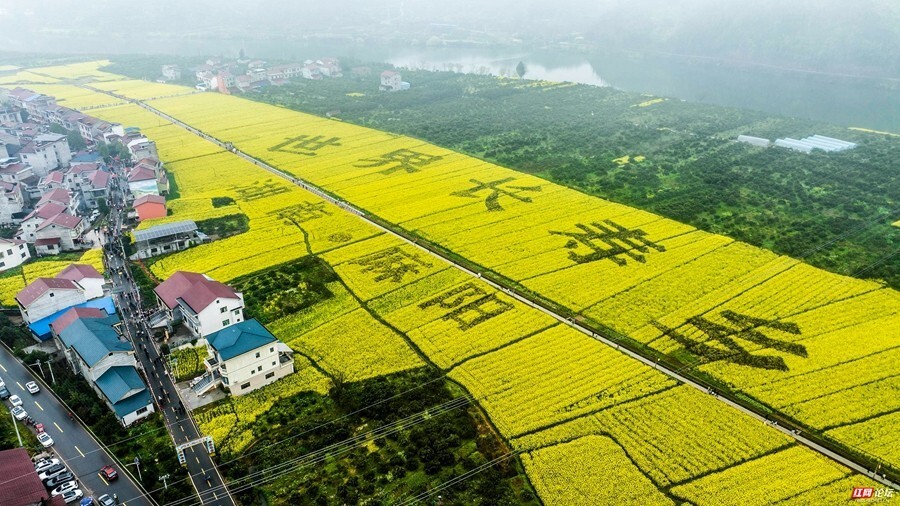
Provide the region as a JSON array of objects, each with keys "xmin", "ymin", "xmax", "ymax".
[
  {"xmin": 104, "ymin": 187, "xmax": 234, "ymax": 506},
  {"xmin": 0, "ymin": 344, "xmax": 152, "ymax": 505}
]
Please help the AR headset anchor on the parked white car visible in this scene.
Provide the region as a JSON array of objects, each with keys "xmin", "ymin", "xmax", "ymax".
[
  {"xmin": 34, "ymin": 458, "xmax": 60, "ymax": 473},
  {"xmin": 11, "ymin": 406, "xmax": 27, "ymax": 420},
  {"xmin": 38, "ymin": 432, "xmax": 54, "ymax": 448},
  {"xmin": 25, "ymin": 382, "xmax": 39, "ymax": 394},
  {"xmin": 62, "ymin": 489, "xmax": 84, "ymax": 504},
  {"xmin": 9, "ymin": 394, "xmax": 22, "ymax": 407},
  {"xmin": 51, "ymin": 480, "xmax": 78, "ymax": 497}
]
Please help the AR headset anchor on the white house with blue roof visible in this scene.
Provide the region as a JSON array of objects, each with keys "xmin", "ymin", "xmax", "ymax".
[
  {"xmin": 95, "ymin": 366, "xmax": 155, "ymax": 426},
  {"xmin": 192, "ymin": 318, "xmax": 294, "ymax": 396},
  {"xmin": 56, "ymin": 313, "xmax": 154, "ymax": 425}
]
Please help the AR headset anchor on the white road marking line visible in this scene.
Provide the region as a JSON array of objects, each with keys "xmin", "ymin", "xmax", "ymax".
[{"xmin": 53, "ymin": 422, "xmax": 63, "ymax": 433}]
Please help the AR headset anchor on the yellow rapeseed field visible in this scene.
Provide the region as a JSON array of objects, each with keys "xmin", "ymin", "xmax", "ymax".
[{"xmin": 29, "ymin": 66, "xmax": 889, "ymax": 504}]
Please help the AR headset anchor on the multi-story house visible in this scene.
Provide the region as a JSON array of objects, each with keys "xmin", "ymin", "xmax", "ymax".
[
  {"xmin": 191, "ymin": 318, "xmax": 295, "ymax": 396},
  {"xmin": 52, "ymin": 310, "xmax": 154, "ymax": 426},
  {"xmin": 16, "ymin": 133, "xmax": 72, "ymax": 177},
  {"xmin": 15, "ymin": 277, "xmax": 87, "ymax": 325},
  {"xmin": 56, "ymin": 263, "xmax": 105, "ymax": 300},
  {"xmin": 33, "ymin": 212, "xmax": 84, "ymax": 252},
  {"xmin": 153, "ymin": 270, "xmax": 245, "ymax": 338},
  {"xmin": 0, "ymin": 181, "xmax": 26, "ymax": 225},
  {"xmin": 0, "ymin": 238, "xmax": 30, "ymax": 272}
]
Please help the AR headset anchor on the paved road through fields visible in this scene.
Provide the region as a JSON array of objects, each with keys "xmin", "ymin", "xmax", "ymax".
[
  {"xmin": 104, "ymin": 184, "xmax": 234, "ymax": 506},
  {"xmin": 0, "ymin": 344, "xmax": 152, "ymax": 505}
]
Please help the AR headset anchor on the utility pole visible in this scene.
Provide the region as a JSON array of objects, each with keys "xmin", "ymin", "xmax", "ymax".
[
  {"xmin": 160, "ymin": 473, "xmax": 170, "ymax": 490},
  {"xmin": 9, "ymin": 409, "xmax": 21, "ymax": 447}
]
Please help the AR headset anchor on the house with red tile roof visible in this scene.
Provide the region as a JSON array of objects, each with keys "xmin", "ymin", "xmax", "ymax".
[
  {"xmin": 18, "ymin": 201, "xmax": 67, "ymax": 242},
  {"xmin": 127, "ymin": 165, "xmax": 159, "ymax": 198},
  {"xmin": 153, "ymin": 271, "xmax": 244, "ymax": 338},
  {"xmin": 57, "ymin": 263, "xmax": 105, "ymax": 299},
  {"xmin": 0, "ymin": 448, "xmax": 65, "ymax": 506},
  {"xmin": 15, "ymin": 277, "xmax": 87, "ymax": 324},
  {"xmin": 49, "ymin": 306, "xmax": 109, "ymax": 335},
  {"xmin": 133, "ymin": 194, "xmax": 166, "ymax": 222},
  {"xmin": 33, "ymin": 211, "xmax": 84, "ymax": 251}
]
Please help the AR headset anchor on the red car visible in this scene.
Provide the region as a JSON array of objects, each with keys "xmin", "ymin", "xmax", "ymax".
[
  {"xmin": 100, "ymin": 465, "xmax": 118, "ymax": 482},
  {"xmin": 34, "ymin": 423, "xmax": 44, "ymax": 433}
]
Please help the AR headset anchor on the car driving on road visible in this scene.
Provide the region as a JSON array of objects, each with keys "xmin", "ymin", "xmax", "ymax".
[
  {"xmin": 97, "ymin": 494, "xmax": 115, "ymax": 506},
  {"xmin": 9, "ymin": 394, "xmax": 22, "ymax": 407},
  {"xmin": 26, "ymin": 381, "xmax": 40, "ymax": 394},
  {"xmin": 38, "ymin": 432, "xmax": 54, "ymax": 447},
  {"xmin": 99, "ymin": 465, "xmax": 118, "ymax": 482},
  {"xmin": 11, "ymin": 406, "xmax": 27, "ymax": 420}
]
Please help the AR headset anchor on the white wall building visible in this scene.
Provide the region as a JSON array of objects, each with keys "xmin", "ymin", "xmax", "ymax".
[
  {"xmin": 191, "ymin": 319, "xmax": 294, "ymax": 396},
  {"xmin": 0, "ymin": 238, "xmax": 30, "ymax": 272},
  {"xmin": 15, "ymin": 277, "xmax": 87, "ymax": 324},
  {"xmin": 154, "ymin": 271, "xmax": 245, "ymax": 338}
]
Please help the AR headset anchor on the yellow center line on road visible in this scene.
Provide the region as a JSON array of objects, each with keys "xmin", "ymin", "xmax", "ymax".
[
  {"xmin": 196, "ymin": 456, "xmax": 200, "ymax": 464},
  {"xmin": 53, "ymin": 422, "xmax": 63, "ymax": 433},
  {"xmin": 34, "ymin": 401, "xmax": 43, "ymax": 411},
  {"xmin": 74, "ymin": 445, "xmax": 84, "ymax": 458}
]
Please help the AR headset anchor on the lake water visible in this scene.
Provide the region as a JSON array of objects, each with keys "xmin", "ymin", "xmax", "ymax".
[{"xmin": 8, "ymin": 35, "xmax": 898, "ymax": 131}]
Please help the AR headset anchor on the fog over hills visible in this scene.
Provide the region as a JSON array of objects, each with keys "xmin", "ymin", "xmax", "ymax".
[{"xmin": 1, "ymin": 0, "xmax": 897, "ymax": 76}]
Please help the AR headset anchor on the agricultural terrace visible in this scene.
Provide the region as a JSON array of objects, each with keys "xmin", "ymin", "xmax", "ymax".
[{"xmin": 13, "ymin": 63, "xmax": 888, "ymax": 503}]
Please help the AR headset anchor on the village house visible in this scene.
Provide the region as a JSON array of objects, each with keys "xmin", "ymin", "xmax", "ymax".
[
  {"xmin": 18, "ymin": 202, "xmax": 67, "ymax": 242},
  {"xmin": 0, "ymin": 160, "xmax": 34, "ymax": 184},
  {"xmin": 126, "ymin": 165, "xmax": 159, "ymax": 198},
  {"xmin": 380, "ymin": 70, "xmax": 403, "ymax": 91},
  {"xmin": 0, "ymin": 238, "xmax": 30, "ymax": 272},
  {"xmin": 0, "ymin": 106, "xmax": 22, "ymax": 124},
  {"xmin": 79, "ymin": 169, "xmax": 112, "ymax": 209},
  {"xmin": 15, "ymin": 277, "xmax": 87, "ymax": 325},
  {"xmin": 0, "ymin": 180, "xmax": 26, "ymax": 225},
  {"xmin": 125, "ymin": 135, "xmax": 158, "ymax": 161},
  {"xmin": 131, "ymin": 220, "xmax": 200, "ymax": 259},
  {"xmin": 33, "ymin": 212, "xmax": 85, "ymax": 252},
  {"xmin": 161, "ymin": 64, "xmax": 182, "ymax": 81},
  {"xmin": 133, "ymin": 194, "xmax": 166, "ymax": 222},
  {"xmin": 53, "ymin": 310, "xmax": 154, "ymax": 426},
  {"xmin": 56, "ymin": 263, "xmax": 105, "ymax": 300},
  {"xmin": 16, "ymin": 133, "xmax": 72, "ymax": 176},
  {"xmin": 191, "ymin": 318, "xmax": 295, "ymax": 396},
  {"xmin": 153, "ymin": 270, "xmax": 244, "ymax": 338}
]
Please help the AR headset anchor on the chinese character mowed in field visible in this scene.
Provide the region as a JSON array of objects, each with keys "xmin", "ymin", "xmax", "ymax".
[
  {"xmin": 268, "ymin": 135, "xmax": 342, "ymax": 156},
  {"xmin": 233, "ymin": 180, "xmax": 291, "ymax": 201},
  {"xmin": 550, "ymin": 220, "xmax": 665, "ymax": 265},
  {"xmin": 452, "ymin": 177, "xmax": 542, "ymax": 211},
  {"xmin": 419, "ymin": 283, "xmax": 514, "ymax": 330},
  {"xmin": 354, "ymin": 149, "xmax": 444, "ymax": 175},
  {"xmin": 351, "ymin": 247, "xmax": 433, "ymax": 283},
  {"xmin": 269, "ymin": 201, "xmax": 331, "ymax": 223},
  {"xmin": 653, "ymin": 310, "xmax": 805, "ymax": 371}
]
